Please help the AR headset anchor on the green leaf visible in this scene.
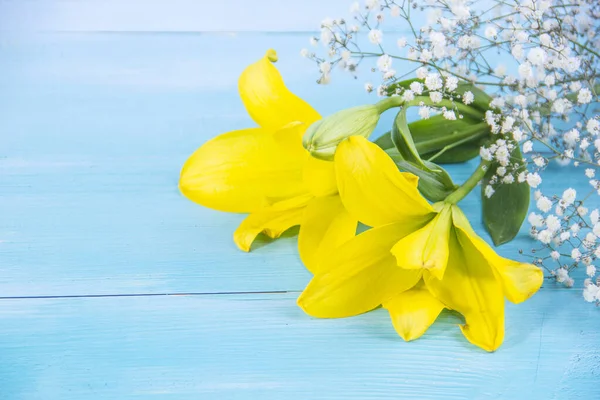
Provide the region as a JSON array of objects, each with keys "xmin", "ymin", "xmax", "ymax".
[
  {"xmin": 373, "ymin": 131, "xmax": 394, "ymax": 150},
  {"xmin": 387, "ymin": 149, "xmax": 457, "ymax": 202},
  {"xmin": 420, "ymin": 136, "xmax": 487, "ymax": 164},
  {"xmin": 481, "ymin": 143, "xmax": 530, "ymax": 245},
  {"xmin": 391, "ymin": 107, "xmax": 425, "ymax": 167},
  {"xmin": 454, "ymin": 82, "xmax": 493, "ymax": 114}
]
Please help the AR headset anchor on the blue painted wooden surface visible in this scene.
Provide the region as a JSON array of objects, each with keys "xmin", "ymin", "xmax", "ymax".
[{"xmin": 1, "ymin": 32, "xmax": 599, "ymax": 399}]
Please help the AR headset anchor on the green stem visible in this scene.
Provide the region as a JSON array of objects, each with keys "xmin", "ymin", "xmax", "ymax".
[
  {"xmin": 445, "ymin": 159, "xmax": 492, "ymax": 204},
  {"xmin": 406, "ymin": 97, "xmax": 484, "ymax": 120},
  {"xmin": 414, "ymin": 122, "xmax": 489, "ymax": 154},
  {"xmin": 375, "ymin": 96, "xmax": 404, "ymax": 113}
]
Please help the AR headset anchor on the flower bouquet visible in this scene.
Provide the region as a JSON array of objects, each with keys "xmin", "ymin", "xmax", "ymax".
[{"xmin": 179, "ymin": 0, "xmax": 598, "ymax": 351}]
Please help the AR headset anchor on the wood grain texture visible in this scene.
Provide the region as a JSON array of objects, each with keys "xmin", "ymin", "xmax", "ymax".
[
  {"xmin": 0, "ymin": 32, "xmax": 599, "ymax": 399},
  {"xmin": 0, "ymin": 292, "xmax": 598, "ymax": 400}
]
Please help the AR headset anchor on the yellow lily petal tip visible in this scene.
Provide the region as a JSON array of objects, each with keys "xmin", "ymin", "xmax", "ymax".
[{"xmin": 266, "ymin": 49, "xmax": 278, "ymax": 63}]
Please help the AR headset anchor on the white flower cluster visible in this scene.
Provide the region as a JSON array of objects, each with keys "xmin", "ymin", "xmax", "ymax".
[
  {"xmin": 306, "ymin": 0, "xmax": 600, "ymax": 305},
  {"xmin": 527, "ymin": 187, "xmax": 600, "ymax": 304}
]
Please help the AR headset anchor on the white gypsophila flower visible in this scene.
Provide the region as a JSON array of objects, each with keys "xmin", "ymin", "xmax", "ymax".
[
  {"xmin": 319, "ymin": 61, "xmax": 332, "ymax": 74},
  {"xmin": 546, "ymin": 215, "xmax": 561, "ymax": 232},
  {"xmin": 480, "ymin": 147, "xmax": 492, "ymax": 161},
  {"xmin": 484, "ymin": 26, "xmax": 497, "ymax": 39},
  {"xmin": 365, "ymin": 0, "xmax": 379, "ymax": 11},
  {"xmin": 341, "ymin": 50, "xmax": 351, "ymax": 61},
  {"xmin": 424, "ymin": 73, "xmax": 443, "ymax": 91},
  {"xmin": 463, "ymin": 91, "xmax": 474, "ymax": 105},
  {"xmin": 552, "ymin": 98, "xmax": 572, "ymax": 115},
  {"xmin": 523, "ymin": 141, "xmax": 533, "ymax": 153},
  {"xmin": 529, "ymin": 212, "xmax": 544, "ymax": 227},
  {"xmin": 402, "ymin": 89, "xmax": 415, "ymax": 101},
  {"xmin": 397, "ymin": 37, "xmax": 407, "ymax": 48},
  {"xmin": 555, "ymin": 267, "xmax": 569, "ymax": 283},
  {"xmin": 587, "ymin": 119, "xmax": 600, "ymax": 135},
  {"xmin": 527, "ymin": 172, "xmax": 542, "ymax": 188},
  {"xmin": 415, "ymin": 67, "xmax": 428, "ymax": 79},
  {"xmin": 527, "ymin": 47, "xmax": 547, "ymax": 67},
  {"xmin": 368, "ymin": 29, "xmax": 383, "ymax": 44},
  {"xmin": 514, "ymin": 95, "xmax": 528, "ymax": 108},
  {"xmin": 443, "ymin": 110, "xmax": 457, "ymax": 120},
  {"xmin": 591, "ymin": 210, "xmax": 599, "ymax": 225},
  {"xmin": 560, "ymin": 231, "xmax": 571, "ymax": 242},
  {"xmin": 429, "ymin": 91, "xmax": 442, "ymax": 104},
  {"xmin": 497, "ymin": 166, "xmax": 506, "ymax": 176},
  {"xmin": 572, "ymin": 248, "xmax": 582, "ymax": 261},
  {"xmin": 350, "ymin": 1, "xmax": 360, "ymax": 13},
  {"xmin": 300, "ymin": 48, "xmax": 310, "ymax": 58},
  {"xmin": 537, "ymin": 196, "xmax": 552, "ymax": 213},
  {"xmin": 551, "ymin": 251, "xmax": 560, "ymax": 260},
  {"xmin": 583, "ymin": 283, "xmax": 600, "ymax": 302},
  {"xmin": 390, "ymin": 5, "xmax": 401, "ymax": 17},
  {"xmin": 587, "ymin": 265, "xmax": 597, "ymax": 277},
  {"xmin": 418, "ymin": 106, "xmax": 431, "ymax": 120},
  {"xmin": 364, "ymin": 82, "xmax": 374, "ymax": 93},
  {"xmin": 578, "ymin": 88, "xmax": 593, "ymax": 104},
  {"xmin": 377, "ymin": 54, "xmax": 393, "ymax": 72},
  {"xmin": 484, "ymin": 185, "xmax": 495, "ymax": 198},
  {"xmin": 538, "ymin": 229, "xmax": 553, "ymax": 244},
  {"xmin": 593, "ymin": 223, "xmax": 600, "ymax": 237},
  {"xmin": 503, "ymin": 175, "xmax": 515, "ymax": 184},
  {"xmin": 410, "ymin": 81, "xmax": 424, "ymax": 95},
  {"xmin": 445, "ymin": 76, "xmax": 458, "ymax": 92},
  {"xmin": 562, "ymin": 188, "xmax": 576, "ymax": 205}
]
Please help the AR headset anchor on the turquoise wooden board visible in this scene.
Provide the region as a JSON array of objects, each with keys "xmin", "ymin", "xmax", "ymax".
[
  {"xmin": 1, "ymin": 32, "xmax": 599, "ymax": 398},
  {"xmin": 0, "ymin": 292, "xmax": 598, "ymax": 400}
]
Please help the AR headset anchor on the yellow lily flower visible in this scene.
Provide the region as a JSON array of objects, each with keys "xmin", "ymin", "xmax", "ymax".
[
  {"xmin": 179, "ymin": 49, "xmax": 357, "ymax": 272},
  {"xmin": 298, "ymin": 136, "xmax": 543, "ymax": 351}
]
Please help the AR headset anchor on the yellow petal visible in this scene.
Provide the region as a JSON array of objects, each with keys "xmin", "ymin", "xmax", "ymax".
[
  {"xmin": 233, "ymin": 206, "xmax": 305, "ymax": 252},
  {"xmin": 390, "ymin": 204, "xmax": 452, "ymax": 280},
  {"xmin": 451, "ymin": 206, "xmax": 543, "ymax": 304},
  {"xmin": 383, "ymin": 280, "xmax": 446, "ymax": 341},
  {"xmin": 303, "ymin": 154, "xmax": 338, "ymax": 197},
  {"xmin": 179, "ymin": 124, "xmax": 307, "ymax": 213},
  {"xmin": 239, "ymin": 49, "xmax": 321, "ymax": 129},
  {"xmin": 298, "ymin": 195, "xmax": 357, "ymax": 274},
  {"xmin": 297, "ymin": 221, "xmax": 427, "ymax": 318},
  {"xmin": 334, "ymin": 136, "xmax": 434, "ymax": 227},
  {"xmin": 424, "ymin": 229, "xmax": 505, "ymax": 352}
]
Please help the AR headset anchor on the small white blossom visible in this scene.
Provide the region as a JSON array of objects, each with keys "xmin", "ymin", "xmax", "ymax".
[
  {"xmin": 526, "ymin": 172, "xmax": 542, "ymax": 188},
  {"xmin": 376, "ymin": 54, "xmax": 393, "ymax": 72},
  {"xmin": 424, "ymin": 73, "xmax": 443, "ymax": 91},
  {"xmin": 397, "ymin": 37, "xmax": 407, "ymax": 48},
  {"xmin": 546, "ymin": 215, "xmax": 561, "ymax": 232},
  {"xmin": 587, "ymin": 265, "xmax": 597, "ymax": 277},
  {"xmin": 443, "ymin": 110, "xmax": 457, "ymax": 120},
  {"xmin": 537, "ymin": 196, "xmax": 552, "ymax": 213},
  {"xmin": 551, "ymin": 251, "xmax": 560, "ymax": 260},
  {"xmin": 484, "ymin": 26, "xmax": 497, "ymax": 39},
  {"xmin": 418, "ymin": 106, "xmax": 431, "ymax": 120},
  {"xmin": 410, "ymin": 81, "xmax": 424, "ymax": 95},
  {"xmin": 523, "ymin": 141, "xmax": 533, "ymax": 153},
  {"xmin": 463, "ymin": 91, "xmax": 474, "ymax": 105},
  {"xmin": 529, "ymin": 212, "xmax": 544, "ymax": 227},
  {"xmin": 484, "ymin": 185, "xmax": 495, "ymax": 198},
  {"xmin": 429, "ymin": 91, "xmax": 443, "ymax": 104},
  {"xmin": 390, "ymin": 4, "xmax": 401, "ymax": 17},
  {"xmin": 562, "ymin": 188, "xmax": 576, "ymax": 205},
  {"xmin": 368, "ymin": 29, "xmax": 383, "ymax": 44},
  {"xmin": 578, "ymin": 88, "xmax": 593, "ymax": 104}
]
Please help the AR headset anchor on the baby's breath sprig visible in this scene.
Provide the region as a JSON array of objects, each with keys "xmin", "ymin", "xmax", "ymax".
[{"xmin": 305, "ymin": 0, "xmax": 599, "ymax": 304}]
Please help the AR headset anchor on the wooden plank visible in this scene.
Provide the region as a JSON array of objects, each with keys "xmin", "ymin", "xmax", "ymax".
[
  {"xmin": 0, "ymin": 291, "xmax": 598, "ymax": 399},
  {"xmin": 0, "ymin": 32, "xmax": 596, "ymax": 296},
  {"xmin": 0, "ymin": 0, "xmax": 353, "ymax": 33}
]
